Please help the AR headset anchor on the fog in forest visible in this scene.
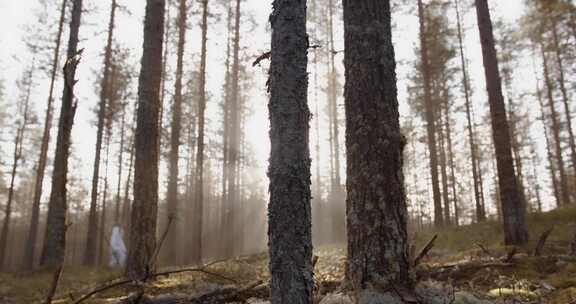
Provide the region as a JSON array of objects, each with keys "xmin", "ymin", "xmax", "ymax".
[{"xmin": 1, "ymin": 0, "xmax": 576, "ymax": 303}]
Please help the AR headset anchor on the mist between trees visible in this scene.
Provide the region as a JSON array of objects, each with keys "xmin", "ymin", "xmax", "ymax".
[{"xmin": 0, "ymin": 0, "xmax": 575, "ymax": 302}]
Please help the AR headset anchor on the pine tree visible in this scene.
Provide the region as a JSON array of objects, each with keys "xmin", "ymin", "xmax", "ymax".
[
  {"xmin": 268, "ymin": 0, "xmax": 313, "ymax": 302},
  {"xmin": 126, "ymin": 0, "xmax": 165, "ymax": 280},
  {"xmin": 344, "ymin": 0, "xmax": 412, "ymax": 290}
]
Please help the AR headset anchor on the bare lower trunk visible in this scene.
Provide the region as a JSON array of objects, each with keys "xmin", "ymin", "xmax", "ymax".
[
  {"xmin": 85, "ymin": 0, "xmax": 117, "ymax": 266},
  {"xmin": 541, "ymin": 44, "xmax": 570, "ymax": 207},
  {"xmin": 126, "ymin": 0, "xmax": 165, "ymax": 280},
  {"xmin": 455, "ymin": 0, "xmax": 484, "ymax": 222},
  {"xmin": 268, "ymin": 0, "xmax": 313, "ymax": 302},
  {"xmin": 24, "ymin": 0, "xmax": 67, "ymax": 271},
  {"xmin": 418, "ymin": 0, "xmax": 443, "ymax": 227},
  {"xmin": 344, "ymin": 0, "xmax": 412, "ymax": 290},
  {"xmin": 224, "ymin": 0, "xmax": 241, "ymax": 258},
  {"xmin": 191, "ymin": 0, "xmax": 209, "ymax": 265},
  {"xmin": 165, "ymin": 0, "xmax": 187, "ymax": 263},
  {"xmin": 475, "ymin": 0, "xmax": 528, "ymax": 246},
  {"xmin": 40, "ymin": 0, "xmax": 83, "ymax": 268}
]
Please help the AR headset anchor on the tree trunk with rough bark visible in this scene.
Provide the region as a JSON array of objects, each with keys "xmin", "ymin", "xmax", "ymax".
[
  {"xmin": 191, "ymin": 0, "xmax": 209, "ymax": 265},
  {"xmin": 268, "ymin": 0, "xmax": 313, "ymax": 302},
  {"xmin": 551, "ymin": 15, "xmax": 576, "ymax": 193},
  {"xmin": 224, "ymin": 0, "xmax": 241, "ymax": 258},
  {"xmin": 0, "ymin": 62, "xmax": 34, "ymax": 270},
  {"xmin": 126, "ymin": 0, "xmax": 165, "ymax": 280},
  {"xmin": 418, "ymin": 0, "xmax": 443, "ymax": 227},
  {"xmin": 475, "ymin": 0, "xmax": 529, "ymax": 246},
  {"xmin": 85, "ymin": 0, "xmax": 117, "ymax": 266},
  {"xmin": 541, "ymin": 44, "xmax": 570, "ymax": 207},
  {"xmin": 165, "ymin": 0, "xmax": 187, "ymax": 263},
  {"xmin": 454, "ymin": 0, "xmax": 485, "ymax": 223},
  {"xmin": 24, "ymin": 0, "xmax": 67, "ymax": 271},
  {"xmin": 40, "ymin": 0, "xmax": 83, "ymax": 269},
  {"xmin": 344, "ymin": 0, "xmax": 412, "ymax": 291}
]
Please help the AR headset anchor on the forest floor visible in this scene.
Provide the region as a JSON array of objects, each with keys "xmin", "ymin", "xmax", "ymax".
[{"xmin": 1, "ymin": 207, "xmax": 576, "ymax": 304}]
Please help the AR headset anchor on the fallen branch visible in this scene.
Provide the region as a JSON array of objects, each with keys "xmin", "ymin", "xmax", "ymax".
[
  {"xmin": 413, "ymin": 234, "xmax": 438, "ymax": 266},
  {"xmin": 534, "ymin": 227, "xmax": 554, "ymax": 256},
  {"xmin": 43, "ymin": 257, "xmax": 65, "ymax": 304},
  {"xmin": 475, "ymin": 243, "xmax": 492, "ymax": 257},
  {"xmin": 72, "ymin": 263, "xmax": 236, "ymax": 304},
  {"xmin": 424, "ymin": 261, "xmax": 514, "ymax": 280},
  {"xmin": 149, "ymin": 214, "xmax": 175, "ymax": 270}
]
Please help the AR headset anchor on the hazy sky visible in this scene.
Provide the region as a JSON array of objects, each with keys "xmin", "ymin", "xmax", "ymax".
[{"xmin": 0, "ymin": 0, "xmax": 542, "ymax": 213}]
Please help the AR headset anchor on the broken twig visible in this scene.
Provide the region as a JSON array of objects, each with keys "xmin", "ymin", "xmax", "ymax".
[{"xmin": 414, "ymin": 234, "xmax": 438, "ymax": 266}]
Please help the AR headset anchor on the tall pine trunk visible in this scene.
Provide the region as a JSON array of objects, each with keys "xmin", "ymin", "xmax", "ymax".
[
  {"xmin": 343, "ymin": 0, "xmax": 412, "ymax": 290},
  {"xmin": 85, "ymin": 0, "xmax": 117, "ymax": 266},
  {"xmin": 454, "ymin": 0, "xmax": 485, "ymax": 222},
  {"xmin": 551, "ymin": 15, "xmax": 576, "ymax": 192},
  {"xmin": 24, "ymin": 0, "xmax": 67, "ymax": 271},
  {"xmin": 126, "ymin": 0, "xmax": 165, "ymax": 280},
  {"xmin": 191, "ymin": 0, "xmax": 209, "ymax": 265},
  {"xmin": 268, "ymin": 0, "xmax": 313, "ymax": 302},
  {"xmin": 224, "ymin": 0, "xmax": 241, "ymax": 258},
  {"xmin": 0, "ymin": 63, "xmax": 34, "ymax": 270},
  {"xmin": 475, "ymin": 0, "xmax": 528, "ymax": 245},
  {"xmin": 418, "ymin": 0, "xmax": 443, "ymax": 227},
  {"xmin": 40, "ymin": 0, "xmax": 83, "ymax": 268},
  {"xmin": 165, "ymin": 0, "xmax": 187, "ymax": 263},
  {"xmin": 541, "ymin": 44, "xmax": 570, "ymax": 206}
]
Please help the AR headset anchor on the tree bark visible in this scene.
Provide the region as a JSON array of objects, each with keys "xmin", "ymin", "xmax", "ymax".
[
  {"xmin": 98, "ymin": 131, "xmax": 111, "ymax": 265},
  {"xmin": 191, "ymin": 0, "xmax": 209, "ymax": 265},
  {"xmin": 115, "ymin": 102, "xmax": 126, "ymax": 223},
  {"xmin": 475, "ymin": 0, "xmax": 529, "ymax": 245},
  {"xmin": 541, "ymin": 43, "xmax": 571, "ymax": 207},
  {"xmin": 0, "ymin": 62, "xmax": 34, "ymax": 270},
  {"xmin": 126, "ymin": 0, "xmax": 165, "ymax": 280},
  {"xmin": 551, "ymin": 15, "xmax": 576, "ymax": 194},
  {"xmin": 268, "ymin": 0, "xmax": 313, "ymax": 302},
  {"xmin": 343, "ymin": 0, "xmax": 412, "ymax": 290},
  {"xmin": 24, "ymin": 0, "xmax": 67, "ymax": 271},
  {"xmin": 224, "ymin": 0, "xmax": 241, "ymax": 258},
  {"xmin": 165, "ymin": 0, "xmax": 187, "ymax": 264},
  {"xmin": 418, "ymin": 0, "xmax": 443, "ymax": 227},
  {"xmin": 533, "ymin": 52, "xmax": 561, "ymax": 208},
  {"xmin": 40, "ymin": 0, "xmax": 83, "ymax": 268},
  {"xmin": 85, "ymin": 0, "xmax": 117, "ymax": 266}
]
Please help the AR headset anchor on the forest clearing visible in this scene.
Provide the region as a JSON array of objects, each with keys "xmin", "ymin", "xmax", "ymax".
[{"xmin": 1, "ymin": 0, "xmax": 576, "ymax": 303}]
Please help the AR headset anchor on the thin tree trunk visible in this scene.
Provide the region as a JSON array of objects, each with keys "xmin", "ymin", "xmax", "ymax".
[
  {"xmin": 418, "ymin": 0, "xmax": 443, "ymax": 227},
  {"xmin": 85, "ymin": 0, "xmax": 117, "ymax": 266},
  {"xmin": 98, "ymin": 132, "xmax": 111, "ymax": 266},
  {"xmin": 327, "ymin": 0, "xmax": 341, "ymax": 189},
  {"xmin": 475, "ymin": 0, "xmax": 529, "ymax": 245},
  {"xmin": 444, "ymin": 91, "xmax": 459, "ymax": 226},
  {"xmin": 126, "ymin": 0, "xmax": 165, "ymax": 280},
  {"xmin": 220, "ymin": 0, "xmax": 232, "ymax": 258},
  {"xmin": 191, "ymin": 0, "xmax": 209, "ymax": 265},
  {"xmin": 533, "ymin": 51, "xmax": 561, "ymax": 207},
  {"xmin": 115, "ymin": 103, "xmax": 126, "ymax": 223},
  {"xmin": 541, "ymin": 43, "xmax": 571, "ymax": 206},
  {"xmin": 551, "ymin": 16, "xmax": 576, "ymax": 192},
  {"xmin": 165, "ymin": 0, "xmax": 187, "ymax": 263},
  {"xmin": 40, "ymin": 0, "xmax": 83, "ymax": 268},
  {"xmin": 455, "ymin": 0, "xmax": 484, "ymax": 222},
  {"xmin": 343, "ymin": 0, "xmax": 412, "ymax": 290},
  {"xmin": 224, "ymin": 0, "xmax": 241, "ymax": 258},
  {"xmin": 438, "ymin": 108, "xmax": 451, "ymax": 226},
  {"xmin": 268, "ymin": 0, "xmax": 313, "ymax": 302},
  {"xmin": 24, "ymin": 0, "xmax": 67, "ymax": 271},
  {"xmin": 0, "ymin": 63, "xmax": 34, "ymax": 269}
]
